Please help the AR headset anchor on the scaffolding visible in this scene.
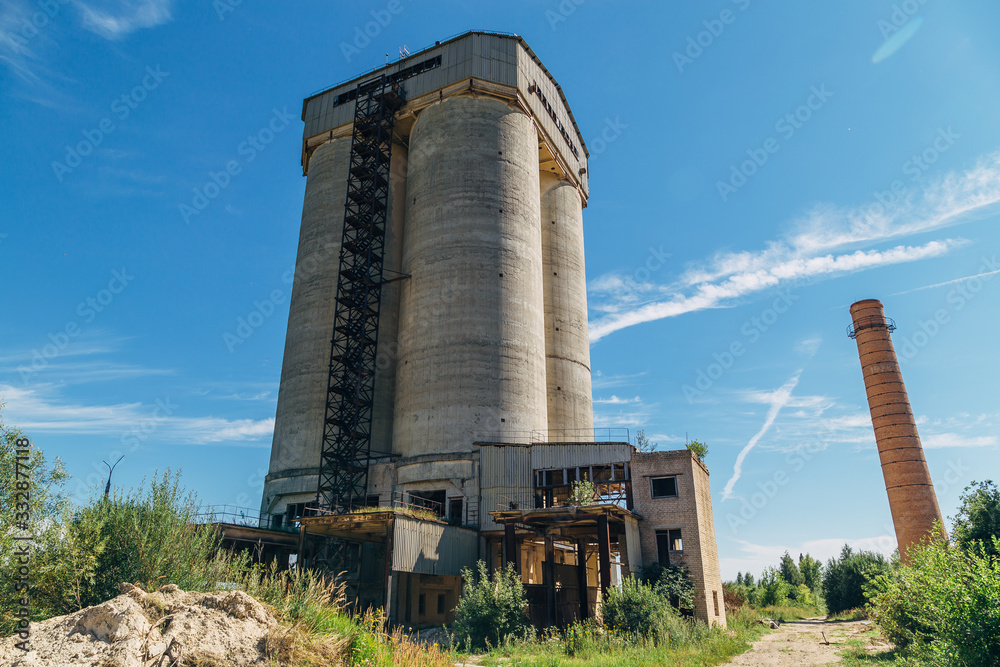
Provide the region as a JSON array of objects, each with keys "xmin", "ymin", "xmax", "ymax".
[{"xmin": 317, "ymin": 74, "xmax": 404, "ymax": 513}]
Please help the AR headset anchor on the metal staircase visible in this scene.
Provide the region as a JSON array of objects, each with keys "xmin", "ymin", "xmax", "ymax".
[{"xmin": 317, "ymin": 74, "xmax": 404, "ymax": 513}]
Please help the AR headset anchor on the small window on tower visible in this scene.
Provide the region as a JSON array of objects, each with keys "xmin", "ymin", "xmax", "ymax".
[{"xmin": 650, "ymin": 476, "xmax": 678, "ymax": 499}]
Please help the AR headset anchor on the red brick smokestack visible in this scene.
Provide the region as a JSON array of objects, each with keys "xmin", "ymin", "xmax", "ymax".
[{"xmin": 849, "ymin": 299, "xmax": 946, "ymax": 563}]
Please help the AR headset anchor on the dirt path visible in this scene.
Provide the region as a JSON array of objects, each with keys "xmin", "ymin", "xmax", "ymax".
[{"xmin": 720, "ymin": 617, "xmax": 882, "ymax": 666}]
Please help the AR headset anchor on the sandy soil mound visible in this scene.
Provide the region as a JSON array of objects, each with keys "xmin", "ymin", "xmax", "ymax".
[{"xmin": 0, "ymin": 583, "xmax": 283, "ymax": 667}]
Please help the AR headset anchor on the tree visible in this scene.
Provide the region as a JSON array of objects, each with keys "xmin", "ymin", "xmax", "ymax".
[
  {"xmin": 635, "ymin": 429, "xmax": 657, "ymax": 452},
  {"xmin": 779, "ymin": 551, "xmax": 804, "ymax": 586},
  {"xmin": 453, "ymin": 561, "xmax": 530, "ymax": 649},
  {"xmin": 798, "ymin": 553, "xmax": 823, "ymax": 593},
  {"xmin": 951, "ymin": 480, "xmax": 1000, "ymax": 559},
  {"xmin": 685, "ymin": 439, "xmax": 709, "ymax": 460},
  {"xmin": 823, "ymin": 544, "xmax": 891, "ymax": 614}
]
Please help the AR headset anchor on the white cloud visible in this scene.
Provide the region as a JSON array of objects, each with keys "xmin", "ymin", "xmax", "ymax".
[
  {"xmin": 722, "ymin": 372, "xmax": 801, "ymax": 500},
  {"xmin": 72, "ymin": 0, "xmax": 173, "ymax": 40},
  {"xmin": 589, "ymin": 151, "xmax": 1000, "ymax": 342},
  {"xmin": 922, "ymin": 433, "xmax": 998, "ymax": 449},
  {"xmin": 593, "ymin": 395, "xmax": 641, "ymax": 405},
  {"xmin": 0, "ymin": 384, "xmax": 273, "ymax": 446},
  {"xmin": 721, "ymin": 534, "xmax": 897, "ymax": 580},
  {"xmin": 891, "ymin": 267, "xmax": 1000, "ymax": 296}
]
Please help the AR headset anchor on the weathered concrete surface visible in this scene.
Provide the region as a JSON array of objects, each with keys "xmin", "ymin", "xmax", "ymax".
[
  {"xmin": 540, "ymin": 171, "xmax": 593, "ymax": 442},
  {"xmin": 393, "ymin": 95, "xmax": 548, "ymax": 456},
  {"xmin": 850, "ymin": 298, "xmax": 946, "ymax": 562}
]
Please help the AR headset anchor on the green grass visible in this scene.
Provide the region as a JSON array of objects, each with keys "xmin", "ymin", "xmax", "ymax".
[
  {"xmin": 838, "ymin": 628, "xmax": 904, "ymax": 666},
  {"xmin": 827, "ymin": 607, "xmax": 869, "ymax": 622},
  {"xmin": 474, "ymin": 607, "xmax": 768, "ymax": 667}
]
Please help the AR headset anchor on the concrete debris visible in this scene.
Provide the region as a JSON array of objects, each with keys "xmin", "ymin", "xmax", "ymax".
[{"xmin": 0, "ymin": 583, "xmax": 279, "ymax": 667}]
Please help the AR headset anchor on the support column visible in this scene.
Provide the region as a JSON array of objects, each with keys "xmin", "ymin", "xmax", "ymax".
[
  {"xmin": 545, "ymin": 535, "xmax": 556, "ymax": 626},
  {"xmin": 597, "ymin": 514, "xmax": 611, "ymax": 598},
  {"xmin": 505, "ymin": 522, "xmax": 519, "ymax": 573},
  {"xmin": 576, "ymin": 540, "xmax": 589, "ymax": 621}
]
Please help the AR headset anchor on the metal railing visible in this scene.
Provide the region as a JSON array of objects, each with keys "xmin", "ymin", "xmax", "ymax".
[
  {"xmin": 474, "ymin": 427, "xmax": 632, "ymax": 445},
  {"xmin": 193, "ymin": 505, "xmax": 298, "ymax": 533}
]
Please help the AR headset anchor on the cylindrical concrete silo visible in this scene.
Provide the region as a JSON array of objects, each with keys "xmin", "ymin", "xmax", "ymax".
[
  {"xmin": 849, "ymin": 298, "xmax": 946, "ymax": 562},
  {"xmin": 392, "ymin": 95, "xmax": 549, "ymax": 457},
  {"xmin": 540, "ymin": 172, "xmax": 594, "ymax": 441}
]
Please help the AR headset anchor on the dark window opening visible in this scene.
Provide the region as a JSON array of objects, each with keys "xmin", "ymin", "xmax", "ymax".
[
  {"xmin": 418, "ymin": 594, "xmax": 426, "ymax": 616},
  {"xmin": 713, "ymin": 590, "xmax": 720, "ymax": 616},
  {"xmin": 409, "ymin": 490, "xmax": 446, "ymax": 517},
  {"xmin": 448, "ymin": 497, "xmax": 464, "ymax": 525},
  {"xmin": 437, "ymin": 594, "xmax": 446, "ymax": 614},
  {"xmin": 270, "ymin": 514, "xmax": 283, "ymax": 529},
  {"xmin": 285, "ymin": 502, "xmax": 307, "ymax": 523},
  {"xmin": 656, "ymin": 529, "xmax": 683, "ymax": 565},
  {"xmin": 651, "ymin": 476, "xmax": 678, "ymax": 499}
]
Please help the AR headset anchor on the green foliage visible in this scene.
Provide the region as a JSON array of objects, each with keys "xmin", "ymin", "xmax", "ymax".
[
  {"xmin": 685, "ymin": 440, "xmax": 708, "ymax": 460},
  {"xmin": 569, "ymin": 480, "xmax": 596, "ymax": 506},
  {"xmin": 797, "ymin": 552, "xmax": 823, "ymax": 593},
  {"xmin": 639, "ymin": 562, "xmax": 694, "ymax": 609},
  {"xmin": 951, "ymin": 479, "xmax": 1000, "ymax": 559},
  {"xmin": 76, "ymin": 471, "xmax": 230, "ymax": 605},
  {"xmin": 779, "ymin": 551, "xmax": 804, "ymax": 586},
  {"xmin": 758, "ymin": 567, "xmax": 791, "ymax": 607},
  {"xmin": 452, "ymin": 561, "xmax": 531, "ymax": 650},
  {"xmin": 634, "ymin": 429, "xmax": 657, "ymax": 453},
  {"xmin": 865, "ymin": 536, "xmax": 1000, "ymax": 665},
  {"xmin": 603, "ymin": 576, "xmax": 684, "ymax": 643},
  {"xmin": 823, "ymin": 544, "xmax": 891, "ymax": 615}
]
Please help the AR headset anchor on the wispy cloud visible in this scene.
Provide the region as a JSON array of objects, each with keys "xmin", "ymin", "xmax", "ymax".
[
  {"xmin": 922, "ymin": 432, "xmax": 998, "ymax": 449},
  {"xmin": 593, "ymin": 395, "xmax": 641, "ymax": 405},
  {"xmin": 0, "ymin": 384, "xmax": 273, "ymax": 446},
  {"xmin": 890, "ymin": 267, "xmax": 1000, "ymax": 296},
  {"xmin": 722, "ymin": 372, "xmax": 801, "ymax": 500},
  {"xmin": 72, "ymin": 0, "xmax": 173, "ymax": 40},
  {"xmin": 591, "ymin": 370, "xmax": 648, "ymax": 389},
  {"xmin": 589, "ymin": 152, "xmax": 1000, "ymax": 342}
]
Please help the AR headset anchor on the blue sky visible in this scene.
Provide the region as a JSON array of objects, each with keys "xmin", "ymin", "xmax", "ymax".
[{"xmin": 2, "ymin": 1, "xmax": 998, "ymax": 580}]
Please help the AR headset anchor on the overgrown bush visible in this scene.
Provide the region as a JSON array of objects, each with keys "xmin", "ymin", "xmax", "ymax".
[
  {"xmin": 822, "ymin": 544, "xmax": 891, "ymax": 615},
  {"xmin": 639, "ymin": 562, "xmax": 694, "ymax": 609},
  {"xmin": 603, "ymin": 576, "xmax": 685, "ymax": 643},
  {"xmin": 866, "ymin": 536, "xmax": 1000, "ymax": 664},
  {"xmin": 452, "ymin": 561, "xmax": 531, "ymax": 650}
]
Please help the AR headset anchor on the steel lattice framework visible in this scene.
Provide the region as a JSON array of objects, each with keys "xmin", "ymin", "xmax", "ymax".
[{"xmin": 317, "ymin": 75, "xmax": 404, "ymax": 512}]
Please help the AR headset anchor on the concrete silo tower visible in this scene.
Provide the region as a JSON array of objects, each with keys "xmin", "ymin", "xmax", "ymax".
[
  {"xmin": 261, "ymin": 32, "xmax": 594, "ymax": 522},
  {"xmin": 849, "ymin": 299, "xmax": 946, "ymax": 562}
]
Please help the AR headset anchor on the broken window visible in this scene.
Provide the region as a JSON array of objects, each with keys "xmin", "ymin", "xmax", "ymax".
[
  {"xmin": 656, "ymin": 529, "xmax": 683, "ymax": 565},
  {"xmin": 409, "ymin": 490, "xmax": 446, "ymax": 517},
  {"xmin": 650, "ymin": 476, "xmax": 678, "ymax": 499}
]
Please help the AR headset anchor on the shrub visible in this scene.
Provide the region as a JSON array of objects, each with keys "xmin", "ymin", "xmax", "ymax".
[
  {"xmin": 639, "ymin": 562, "xmax": 694, "ymax": 609},
  {"xmin": 452, "ymin": 561, "xmax": 530, "ymax": 650},
  {"xmin": 866, "ymin": 536, "xmax": 1000, "ymax": 664},
  {"xmin": 603, "ymin": 576, "xmax": 685, "ymax": 643},
  {"xmin": 569, "ymin": 480, "xmax": 596, "ymax": 506},
  {"xmin": 823, "ymin": 544, "xmax": 891, "ymax": 615}
]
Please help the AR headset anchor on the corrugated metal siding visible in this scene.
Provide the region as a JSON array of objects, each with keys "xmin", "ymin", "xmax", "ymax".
[
  {"xmin": 531, "ymin": 444, "xmax": 633, "ymax": 471},
  {"xmin": 391, "ymin": 517, "xmax": 478, "ymax": 576},
  {"xmin": 480, "ymin": 445, "xmax": 533, "ymax": 530}
]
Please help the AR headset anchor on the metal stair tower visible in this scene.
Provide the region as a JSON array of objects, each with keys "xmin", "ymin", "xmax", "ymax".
[{"xmin": 317, "ymin": 74, "xmax": 404, "ymax": 513}]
